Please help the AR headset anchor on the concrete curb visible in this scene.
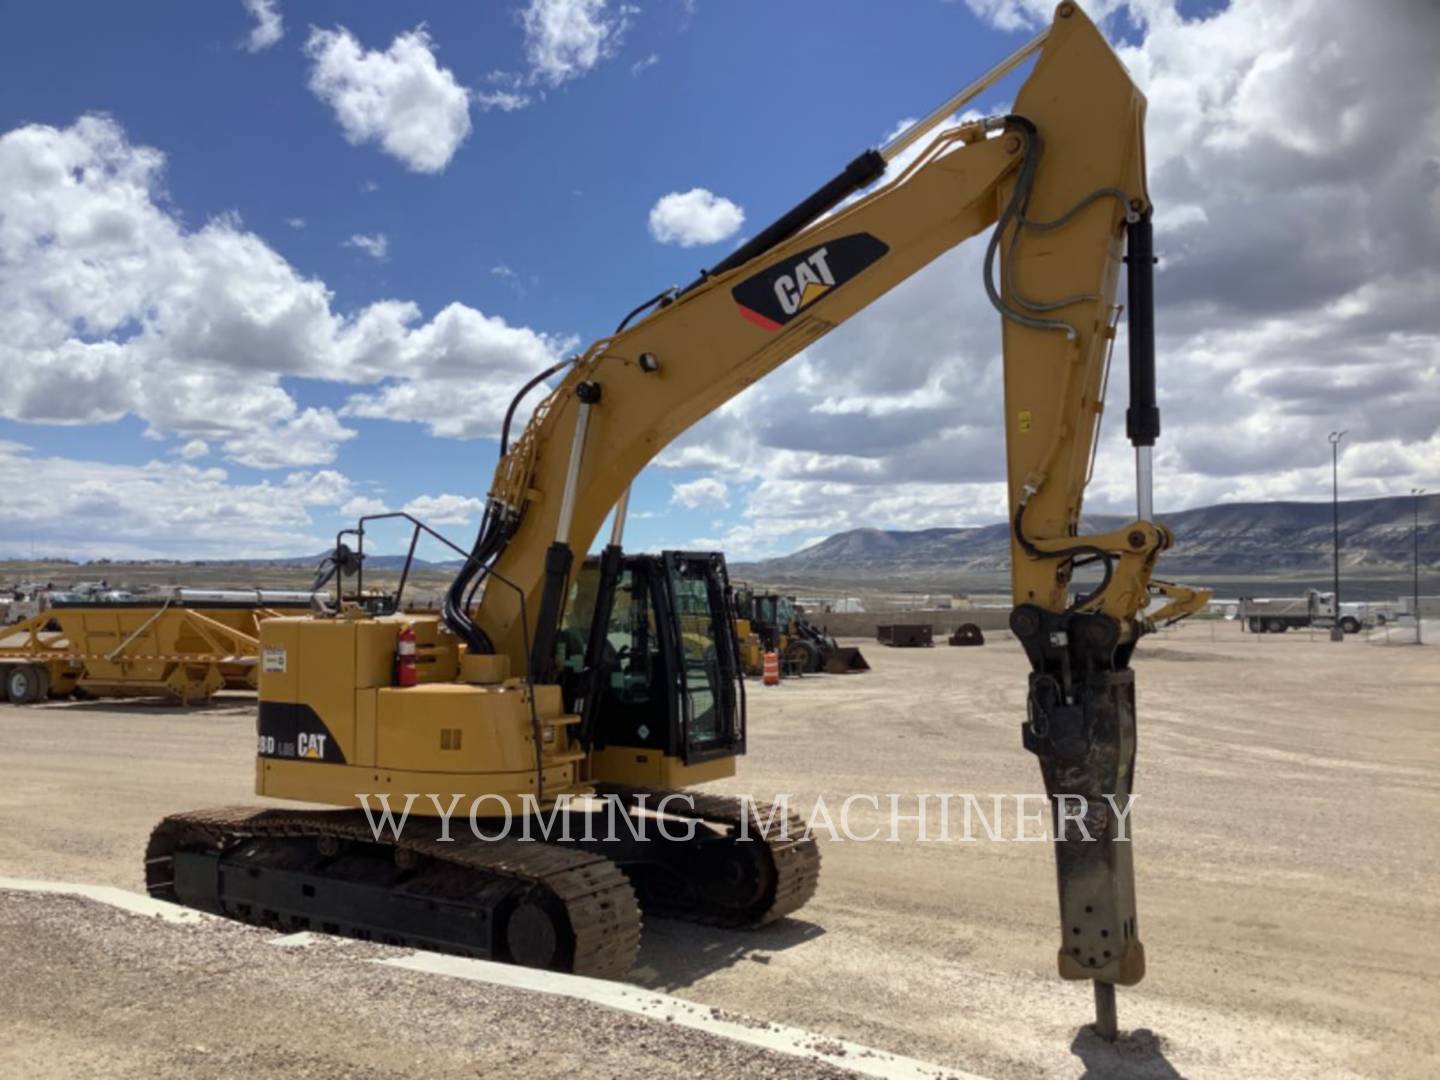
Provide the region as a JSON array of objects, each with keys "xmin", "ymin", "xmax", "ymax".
[{"xmin": 0, "ymin": 878, "xmax": 983, "ymax": 1080}]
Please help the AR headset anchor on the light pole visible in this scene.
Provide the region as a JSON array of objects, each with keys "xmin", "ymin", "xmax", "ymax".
[
  {"xmin": 1414, "ymin": 488, "xmax": 1426, "ymax": 645},
  {"xmin": 1328, "ymin": 430, "xmax": 1347, "ymax": 642}
]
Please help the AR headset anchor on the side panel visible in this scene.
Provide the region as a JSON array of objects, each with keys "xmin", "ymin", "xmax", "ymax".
[
  {"xmin": 375, "ymin": 684, "xmax": 538, "ymax": 774},
  {"xmin": 589, "ymin": 745, "xmax": 736, "ymax": 788},
  {"xmin": 258, "ymin": 618, "xmax": 301, "ymax": 704},
  {"xmin": 297, "ymin": 622, "xmax": 357, "ymax": 761},
  {"xmin": 354, "ymin": 688, "xmax": 377, "ymax": 767}
]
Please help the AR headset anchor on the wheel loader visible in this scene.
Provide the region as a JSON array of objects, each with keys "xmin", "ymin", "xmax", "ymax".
[{"xmin": 735, "ymin": 586, "xmax": 869, "ymax": 675}]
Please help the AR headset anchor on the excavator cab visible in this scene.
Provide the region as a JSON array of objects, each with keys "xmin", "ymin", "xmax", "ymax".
[{"xmin": 559, "ymin": 550, "xmax": 745, "ymax": 768}]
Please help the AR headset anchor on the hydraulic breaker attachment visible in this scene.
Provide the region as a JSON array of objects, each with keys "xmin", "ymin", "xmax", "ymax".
[{"xmin": 1011, "ymin": 603, "xmax": 1145, "ymax": 1038}]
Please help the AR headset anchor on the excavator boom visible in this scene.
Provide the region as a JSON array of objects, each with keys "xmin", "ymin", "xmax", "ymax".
[{"xmin": 461, "ymin": 4, "xmax": 1150, "ymax": 675}]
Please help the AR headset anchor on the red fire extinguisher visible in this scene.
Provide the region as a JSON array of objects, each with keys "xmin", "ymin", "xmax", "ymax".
[{"xmin": 395, "ymin": 623, "xmax": 418, "ymax": 687}]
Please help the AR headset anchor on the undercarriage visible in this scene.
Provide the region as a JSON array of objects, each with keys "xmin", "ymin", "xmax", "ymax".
[{"xmin": 145, "ymin": 788, "xmax": 819, "ymax": 979}]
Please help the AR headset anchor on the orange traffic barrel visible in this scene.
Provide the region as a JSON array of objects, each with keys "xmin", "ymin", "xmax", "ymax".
[{"xmin": 762, "ymin": 651, "xmax": 780, "ymax": 686}]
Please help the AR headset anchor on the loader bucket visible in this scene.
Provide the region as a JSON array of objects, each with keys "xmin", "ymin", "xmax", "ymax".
[
  {"xmin": 949, "ymin": 623, "xmax": 985, "ymax": 647},
  {"xmin": 822, "ymin": 645, "xmax": 871, "ymax": 673}
]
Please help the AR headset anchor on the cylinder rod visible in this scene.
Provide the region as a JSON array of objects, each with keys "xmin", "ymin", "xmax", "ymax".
[
  {"xmin": 879, "ymin": 28, "xmax": 1048, "ymax": 163},
  {"xmin": 1135, "ymin": 445, "xmax": 1154, "ymax": 523},
  {"xmin": 609, "ymin": 486, "xmax": 631, "ymax": 547},
  {"xmin": 1093, "ymin": 981, "xmax": 1118, "ymax": 1041},
  {"xmin": 555, "ymin": 389, "xmax": 597, "ymax": 545}
]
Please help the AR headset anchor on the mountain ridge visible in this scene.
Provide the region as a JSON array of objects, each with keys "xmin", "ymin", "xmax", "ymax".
[{"xmin": 734, "ymin": 494, "xmax": 1440, "ymax": 582}]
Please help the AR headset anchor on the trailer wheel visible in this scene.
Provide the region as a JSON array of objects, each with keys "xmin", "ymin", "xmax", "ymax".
[
  {"xmin": 1263, "ymin": 619, "xmax": 1285, "ymax": 633},
  {"xmin": 1246, "ymin": 617, "xmax": 1260, "ymax": 633},
  {"xmin": 4, "ymin": 664, "xmax": 50, "ymax": 705},
  {"xmin": 1340, "ymin": 616, "xmax": 1361, "ymax": 635}
]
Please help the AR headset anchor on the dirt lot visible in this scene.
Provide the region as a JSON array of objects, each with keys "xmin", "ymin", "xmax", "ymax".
[{"xmin": 2, "ymin": 621, "xmax": 1437, "ymax": 1078}]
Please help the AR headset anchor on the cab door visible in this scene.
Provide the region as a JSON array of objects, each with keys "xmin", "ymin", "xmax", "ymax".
[{"xmin": 659, "ymin": 552, "xmax": 745, "ymax": 763}]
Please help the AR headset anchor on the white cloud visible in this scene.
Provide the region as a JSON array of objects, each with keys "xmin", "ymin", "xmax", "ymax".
[
  {"xmin": 343, "ymin": 232, "xmax": 388, "ymax": 260},
  {"xmin": 670, "ymin": 477, "xmax": 730, "ymax": 509},
  {"xmin": 521, "ymin": 0, "xmax": 632, "ymax": 87},
  {"xmin": 340, "ymin": 495, "xmax": 389, "ymax": 519},
  {"xmin": 222, "ymin": 408, "xmax": 356, "ymax": 469},
  {"xmin": 176, "ymin": 439, "xmax": 209, "ymax": 461},
  {"xmin": 631, "ymin": 52, "xmax": 658, "ymax": 77},
  {"xmin": 647, "ymin": 188, "xmax": 745, "ymax": 247},
  {"xmin": 0, "ymin": 115, "xmax": 571, "ymax": 469},
  {"xmin": 341, "ymin": 304, "xmax": 572, "ymax": 437},
  {"xmin": 305, "ymin": 26, "xmax": 472, "ymax": 174},
  {"xmin": 241, "ymin": 0, "xmax": 283, "ymax": 52},
  {"xmin": 490, "ymin": 262, "xmax": 531, "ymax": 296},
  {"xmin": 0, "ymin": 441, "xmax": 348, "ymax": 560},
  {"xmin": 284, "ymin": 216, "xmax": 306, "ymax": 229},
  {"xmin": 402, "ymin": 493, "xmax": 486, "ymax": 526},
  {"xmin": 475, "ymin": 90, "xmax": 532, "ymax": 112}
]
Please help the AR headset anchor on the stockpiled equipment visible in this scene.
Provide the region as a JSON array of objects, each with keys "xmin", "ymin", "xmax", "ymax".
[
  {"xmin": 0, "ymin": 592, "xmax": 312, "ymax": 704},
  {"xmin": 877, "ymin": 624, "xmax": 935, "ymax": 648},
  {"xmin": 950, "ymin": 623, "xmax": 986, "ymax": 646}
]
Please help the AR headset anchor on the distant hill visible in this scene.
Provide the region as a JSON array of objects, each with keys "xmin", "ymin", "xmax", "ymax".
[
  {"xmin": 184, "ymin": 551, "xmax": 465, "ymax": 572},
  {"xmin": 5, "ymin": 496, "xmax": 1434, "ymax": 598},
  {"xmin": 735, "ymin": 495, "xmax": 1440, "ymax": 585}
]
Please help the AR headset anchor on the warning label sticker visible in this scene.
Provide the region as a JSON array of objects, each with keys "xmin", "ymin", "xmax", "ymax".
[{"xmin": 262, "ymin": 647, "xmax": 287, "ymax": 674}]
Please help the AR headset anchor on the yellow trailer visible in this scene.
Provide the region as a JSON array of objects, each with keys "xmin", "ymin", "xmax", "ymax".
[{"xmin": 0, "ymin": 594, "xmax": 312, "ymax": 705}]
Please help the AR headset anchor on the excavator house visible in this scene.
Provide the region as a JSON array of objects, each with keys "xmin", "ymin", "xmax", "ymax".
[{"xmin": 146, "ymin": 1, "xmax": 1204, "ymax": 1035}]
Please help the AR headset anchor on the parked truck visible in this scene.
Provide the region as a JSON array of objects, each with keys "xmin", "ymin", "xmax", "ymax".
[{"xmin": 1238, "ymin": 589, "xmax": 1370, "ymax": 634}]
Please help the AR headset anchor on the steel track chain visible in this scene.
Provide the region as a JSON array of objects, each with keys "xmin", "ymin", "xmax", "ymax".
[
  {"xmin": 145, "ymin": 806, "xmax": 642, "ymax": 979},
  {"xmin": 593, "ymin": 784, "xmax": 821, "ymax": 927}
]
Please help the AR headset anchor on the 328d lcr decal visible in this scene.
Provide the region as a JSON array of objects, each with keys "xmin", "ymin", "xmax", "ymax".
[
  {"xmin": 257, "ymin": 701, "xmax": 347, "ymax": 763},
  {"xmin": 732, "ymin": 233, "xmax": 889, "ymax": 331}
]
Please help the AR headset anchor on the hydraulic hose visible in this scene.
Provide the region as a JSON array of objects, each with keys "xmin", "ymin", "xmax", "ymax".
[
  {"xmin": 441, "ymin": 354, "xmax": 578, "ymax": 653},
  {"xmin": 1013, "ymin": 500, "xmax": 1114, "ymax": 614}
]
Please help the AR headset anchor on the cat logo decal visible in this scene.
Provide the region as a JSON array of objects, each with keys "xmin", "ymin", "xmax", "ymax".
[{"xmin": 732, "ymin": 233, "xmax": 888, "ymax": 331}]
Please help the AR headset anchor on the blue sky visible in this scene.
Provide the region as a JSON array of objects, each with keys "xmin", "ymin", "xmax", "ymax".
[{"xmin": 1, "ymin": 0, "xmax": 1436, "ymax": 561}]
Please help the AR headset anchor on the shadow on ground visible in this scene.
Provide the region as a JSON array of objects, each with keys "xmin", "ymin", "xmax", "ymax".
[
  {"xmin": 33, "ymin": 694, "xmax": 254, "ymax": 717},
  {"xmin": 630, "ymin": 915, "xmax": 826, "ymax": 992},
  {"xmin": 1071, "ymin": 1026, "xmax": 1183, "ymax": 1079}
]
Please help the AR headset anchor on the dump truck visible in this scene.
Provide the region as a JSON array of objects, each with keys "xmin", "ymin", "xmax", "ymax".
[{"xmin": 1239, "ymin": 590, "xmax": 1368, "ymax": 634}]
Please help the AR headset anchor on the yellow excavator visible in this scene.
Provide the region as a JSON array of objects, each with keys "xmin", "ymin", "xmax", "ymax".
[{"xmin": 146, "ymin": 2, "xmax": 1204, "ymax": 1037}]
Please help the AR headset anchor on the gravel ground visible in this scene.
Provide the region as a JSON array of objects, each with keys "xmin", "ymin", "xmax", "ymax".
[
  {"xmin": 0, "ymin": 891, "xmax": 868, "ymax": 1080},
  {"xmin": 1, "ymin": 621, "xmax": 1437, "ymax": 1078}
]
